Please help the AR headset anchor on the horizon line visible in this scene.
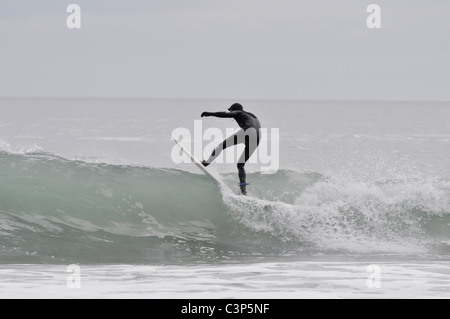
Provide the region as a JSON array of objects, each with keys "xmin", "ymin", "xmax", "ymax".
[{"xmin": 1, "ymin": 96, "xmax": 450, "ymax": 104}]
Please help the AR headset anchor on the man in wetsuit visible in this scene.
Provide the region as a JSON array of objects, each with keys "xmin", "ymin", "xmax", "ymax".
[{"xmin": 201, "ymin": 103, "xmax": 261, "ymax": 195}]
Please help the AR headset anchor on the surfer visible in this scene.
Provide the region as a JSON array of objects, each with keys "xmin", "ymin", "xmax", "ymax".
[{"xmin": 201, "ymin": 103, "xmax": 261, "ymax": 195}]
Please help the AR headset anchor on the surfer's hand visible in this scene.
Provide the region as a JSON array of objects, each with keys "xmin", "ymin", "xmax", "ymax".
[{"xmin": 201, "ymin": 112, "xmax": 210, "ymax": 117}]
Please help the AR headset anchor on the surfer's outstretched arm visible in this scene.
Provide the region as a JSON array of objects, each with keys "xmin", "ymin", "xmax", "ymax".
[{"xmin": 201, "ymin": 111, "xmax": 238, "ymax": 118}]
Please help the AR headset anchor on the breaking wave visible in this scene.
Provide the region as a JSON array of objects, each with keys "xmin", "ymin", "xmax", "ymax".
[{"xmin": 0, "ymin": 148, "xmax": 449, "ymax": 264}]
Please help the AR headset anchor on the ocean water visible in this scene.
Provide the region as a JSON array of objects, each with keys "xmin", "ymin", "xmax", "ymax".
[{"xmin": 0, "ymin": 97, "xmax": 449, "ymax": 298}]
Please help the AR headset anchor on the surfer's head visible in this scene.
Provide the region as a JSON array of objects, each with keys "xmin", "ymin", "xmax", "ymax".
[{"xmin": 228, "ymin": 103, "xmax": 243, "ymax": 112}]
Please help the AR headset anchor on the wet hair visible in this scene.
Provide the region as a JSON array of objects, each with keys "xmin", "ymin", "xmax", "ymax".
[{"xmin": 228, "ymin": 103, "xmax": 243, "ymax": 111}]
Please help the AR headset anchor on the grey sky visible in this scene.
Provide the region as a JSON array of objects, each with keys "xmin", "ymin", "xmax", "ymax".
[{"xmin": 1, "ymin": 0, "xmax": 449, "ymax": 101}]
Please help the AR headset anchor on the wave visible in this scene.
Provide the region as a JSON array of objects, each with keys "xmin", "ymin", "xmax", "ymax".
[{"xmin": 0, "ymin": 150, "xmax": 449, "ymax": 263}]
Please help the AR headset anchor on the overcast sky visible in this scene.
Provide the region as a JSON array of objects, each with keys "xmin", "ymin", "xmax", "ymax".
[{"xmin": 1, "ymin": 0, "xmax": 449, "ymax": 101}]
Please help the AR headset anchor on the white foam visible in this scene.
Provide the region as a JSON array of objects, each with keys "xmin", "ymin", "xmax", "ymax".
[
  {"xmin": 222, "ymin": 173, "xmax": 450, "ymax": 254},
  {"xmin": 0, "ymin": 141, "xmax": 45, "ymax": 155},
  {"xmin": 1, "ymin": 261, "xmax": 449, "ymax": 298}
]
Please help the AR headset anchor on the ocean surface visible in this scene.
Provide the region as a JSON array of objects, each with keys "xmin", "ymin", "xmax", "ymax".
[{"xmin": 0, "ymin": 97, "xmax": 449, "ymax": 298}]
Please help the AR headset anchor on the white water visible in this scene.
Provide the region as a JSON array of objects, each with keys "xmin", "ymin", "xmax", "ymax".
[{"xmin": 1, "ymin": 261, "xmax": 449, "ymax": 299}]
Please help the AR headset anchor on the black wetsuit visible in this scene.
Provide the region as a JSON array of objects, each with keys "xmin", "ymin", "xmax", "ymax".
[{"xmin": 201, "ymin": 105, "xmax": 261, "ymax": 195}]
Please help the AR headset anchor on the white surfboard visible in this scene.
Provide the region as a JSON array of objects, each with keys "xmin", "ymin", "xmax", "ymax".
[{"xmin": 171, "ymin": 134, "xmax": 234, "ymax": 194}]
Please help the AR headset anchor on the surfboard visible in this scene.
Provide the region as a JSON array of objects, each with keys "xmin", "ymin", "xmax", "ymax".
[{"xmin": 171, "ymin": 134, "xmax": 234, "ymax": 194}]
